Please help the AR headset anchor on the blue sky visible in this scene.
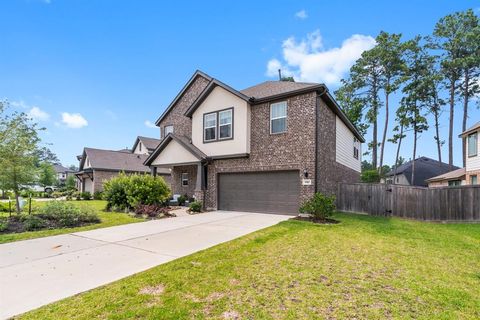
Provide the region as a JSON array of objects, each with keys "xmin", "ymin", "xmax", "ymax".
[{"xmin": 0, "ymin": 0, "xmax": 478, "ymax": 167}]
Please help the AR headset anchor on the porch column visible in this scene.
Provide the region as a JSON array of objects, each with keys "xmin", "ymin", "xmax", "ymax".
[
  {"xmin": 194, "ymin": 162, "xmax": 205, "ymax": 203},
  {"xmin": 151, "ymin": 167, "xmax": 157, "ymax": 177}
]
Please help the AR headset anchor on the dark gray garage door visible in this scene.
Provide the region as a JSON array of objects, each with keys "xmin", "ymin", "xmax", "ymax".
[{"xmin": 218, "ymin": 171, "xmax": 300, "ymax": 215}]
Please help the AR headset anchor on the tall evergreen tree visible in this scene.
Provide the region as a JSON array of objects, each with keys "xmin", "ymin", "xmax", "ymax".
[
  {"xmin": 429, "ymin": 9, "xmax": 478, "ymax": 166},
  {"xmin": 376, "ymin": 31, "xmax": 406, "ymax": 175}
]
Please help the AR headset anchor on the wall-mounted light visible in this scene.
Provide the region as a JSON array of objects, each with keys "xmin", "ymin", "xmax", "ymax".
[{"xmin": 303, "ymin": 169, "xmax": 309, "ymax": 178}]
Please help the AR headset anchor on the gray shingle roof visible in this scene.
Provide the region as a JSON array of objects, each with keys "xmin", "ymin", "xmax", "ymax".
[
  {"xmin": 240, "ymin": 81, "xmax": 320, "ymax": 99},
  {"xmin": 386, "ymin": 157, "xmax": 459, "ymax": 187},
  {"xmin": 53, "ymin": 164, "xmax": 74, "ymax": 173},
  {"xmin": 83, "ymin": 148, "xmax": 151, "ymax": 173},
  {"xmin": 425, "ymin": 168, "xmax": 466, "ymax": 182},
  {"xmin": 137, "ymin": 136, "xmax": 161, "ymax": 150}
]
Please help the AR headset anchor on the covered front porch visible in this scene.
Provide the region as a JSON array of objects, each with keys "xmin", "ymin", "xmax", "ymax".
[
  {"xmin": 145, "ymin": 134, "xmax": 208, "ymax": 204},
  {"xmin": 75, "ymin": 169, "xmax": 94, "ymax": 193}
]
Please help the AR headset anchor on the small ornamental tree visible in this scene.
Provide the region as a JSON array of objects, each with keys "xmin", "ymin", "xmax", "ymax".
[
  {"xmin": 361, "ymin": 170, "xmax": 381, "ymax": 183},
  {"xmin": 38, "ymin": 162, "xmax": 57, "ymax": 188}
]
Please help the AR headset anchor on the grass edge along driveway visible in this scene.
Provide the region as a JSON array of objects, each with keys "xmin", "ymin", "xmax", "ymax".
[
  {"xmin": 0, "ymin": 200, "xmax": 143, "ymax": 244},
  {"xmin": 18, "ymin": 212, "xmax": 480, "ymax": 320}
]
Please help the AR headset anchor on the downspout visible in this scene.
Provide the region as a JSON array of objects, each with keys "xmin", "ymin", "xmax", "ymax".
[{"xmin": 315, "ymin": 86, "xmax": 328, "ymax": 194}]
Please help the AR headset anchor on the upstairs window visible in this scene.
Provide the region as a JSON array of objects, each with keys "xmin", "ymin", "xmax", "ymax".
[
  {"xmin": 353, "ymin": 137, "xmax": 359, "ymax": 159},
  {"xmin": 270, "ymin": 101, "xmax": 287, "ymax": 134},
  {"xmin": 219, "ymin": 109, "xmax": 233, "ymax": 139},
  {"xmin": 468, "ymin": 132, "xmax": 477, "ymax": 157},
  {"xmin": 204, "ymin": 113, "xmax": 217, "ymax": 141},
  {"xmin": 164, "ymin": 125, "xmax": 174, "ymax": 137}
]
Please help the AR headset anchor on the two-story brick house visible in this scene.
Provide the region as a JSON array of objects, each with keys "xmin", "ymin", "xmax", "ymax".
[{"xmin": 145, "ymin": 70, "xmax": 364, "ymax": 214}]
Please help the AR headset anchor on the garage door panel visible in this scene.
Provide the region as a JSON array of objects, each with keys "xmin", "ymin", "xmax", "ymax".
[{"xmin": 218, "ymin": 171, "xmax": 300, "ymax": 215}]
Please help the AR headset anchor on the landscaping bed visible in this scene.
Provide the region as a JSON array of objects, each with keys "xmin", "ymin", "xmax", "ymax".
[{"xmin": 18, "ymin": 212, "xmax": 480, "ymax": 319}]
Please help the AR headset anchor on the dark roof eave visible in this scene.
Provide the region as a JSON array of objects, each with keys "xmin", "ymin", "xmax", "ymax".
[
  {"xmin": 155, "ymin": 70, "xmax": 213, "ymax": 126},
  {"xmin": 184, "ymin": 79, "xmax": 251, "ymax": 118}
]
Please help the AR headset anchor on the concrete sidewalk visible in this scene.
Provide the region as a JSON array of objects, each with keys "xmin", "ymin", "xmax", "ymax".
[{"xmin": 0, "ymin": 211, "xmax": 289, "ymax": 319}]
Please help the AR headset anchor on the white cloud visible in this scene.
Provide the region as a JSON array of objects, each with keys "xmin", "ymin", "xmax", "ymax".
[
  {"xmin": 61, "ymin": 112, "xmax": 88, "ymax": 128},
  {"xmin": 144, "ymin": 120, "xmax": 157, "ymax": 129},
  {"xmin": 266, "ymin": 30, "xmax": 376, "ymax": 86},
  {"xmin": 28, "ymin": 106, "xmax": 50, "ymax": 121},
  {"xmin": 295, "ymin": 10, "xmax": 308, "ymax": 20},
  {"xmin": 10, "ymin": 100, "xmax": 29, "ymax": 109}
]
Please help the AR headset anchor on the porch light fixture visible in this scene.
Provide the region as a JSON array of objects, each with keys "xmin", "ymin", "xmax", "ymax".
[{"xmin": 303, "ymin": 169, "xmax": 309, "ymax": 178}]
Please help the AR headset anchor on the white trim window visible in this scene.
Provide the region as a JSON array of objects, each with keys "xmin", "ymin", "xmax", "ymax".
[
  {"xmin": 204, "ymin": 113, "xmax": 217, "ymax": 141},
  {"xmin": 164, "ymin": 125, "xmax": 174, "ymax": 137},
  {"xmin": 468, "ymin": 132, "xmax": 478, "ymax": 157},
  {"xmin": 270, "ymin": 101, "xmax": 287, "ymax": 134},
  {"xmin": 181, "ymin": 173, "xmax": 189, "ymax": 186},
  {"xmin": 219, "ymin": 109, "xmax": 233, "ymax": 139}
]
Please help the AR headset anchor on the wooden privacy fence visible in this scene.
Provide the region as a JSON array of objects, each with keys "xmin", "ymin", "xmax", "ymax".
[{"xmin": 336, "ymin": 183, "xmax": 480, "ymax": 221}]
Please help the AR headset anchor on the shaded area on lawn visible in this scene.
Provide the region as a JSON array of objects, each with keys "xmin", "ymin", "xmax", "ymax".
[{"xmin": 19, "ymin": 212, "xmax": 480, "ymax": 319}]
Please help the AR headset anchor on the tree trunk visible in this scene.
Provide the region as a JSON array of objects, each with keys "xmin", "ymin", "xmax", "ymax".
[
  {"xmin": 372, "ymin": 81, "xmax": 378, "ymax": 169},
  {"xmin": 393, "ymin": 124, "xmax": 404, "ymax": 185},
  {"xmin": 448, "ymin": 79, "xmax": 455, "ymax": 167},
  {"xmin": 412, "ymin": 127, "xmax": 417, "ymax": 185},
  {"xmin": 379, "ymin": 90, "xmax": 389, "ymax": 174},
  {"xmin": 434, "ymin": 104, "xmax": 442, "ymax": 163},
  {"xmin": 462, "ymin": 69, "xmax": 469, "ymax": 167},
  {"xmin": 14, "ymin": 190, "xmax": 21, "ymax": 214}
]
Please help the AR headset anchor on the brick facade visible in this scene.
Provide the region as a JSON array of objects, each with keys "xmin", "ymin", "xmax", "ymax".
[
  {"xmin": 170, "ymin": 165, "xmax": 197, "ymax": 198},
  {"xmin": 466, "ymin": 170, "xmax": 480, "ymax": 185},
  {"xmin": 158, "ymin": 75, "xmax": 210, "ymax": 138},
  {"xmin": 151, "ymin": 75, "xmax": 361, "ymax": 212},
  {"xmin": 204, "ymin": 92, "xmax": 318, "ymax": 210},
  {"xmin": 316, "ymin": 97, "xmax": 360, "ymax": 196}
]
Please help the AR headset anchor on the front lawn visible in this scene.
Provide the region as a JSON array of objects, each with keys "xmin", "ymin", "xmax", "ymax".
[
  {"xmin": 0, "ymin": 200, "xmax": 143, "ymax": 244},
  {"xmin": 18, "ymin": 213, "xmax": 480, "ymax": 319}
]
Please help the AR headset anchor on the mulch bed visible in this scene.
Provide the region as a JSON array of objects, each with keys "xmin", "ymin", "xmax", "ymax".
[{"xmin": 291, "ymin": 216, "xmax": 340, "ymax": 224}]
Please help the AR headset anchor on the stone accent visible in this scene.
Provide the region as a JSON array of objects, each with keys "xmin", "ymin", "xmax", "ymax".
[
  {"xmin": 204, "ymin": 92, "xmax": 318, "ymax": 210},
  {"xmin": 171, "ymin": 165, "xmax": 197, "ymax": 197},
  {"xmin": 158, "ymin": 75, "xmax": 210, "ymax": 139}
]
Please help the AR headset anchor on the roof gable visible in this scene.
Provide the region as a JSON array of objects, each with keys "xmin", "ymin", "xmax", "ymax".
[
  {"xmin": 386, "ymin": 157, "xmax": 459, "ymax": 186},
  {"xmin": 155, "ymin": 70, "xmax": 212, "ymax": 126},
  {"xmin": 132, "ymin": 136, "xmax": 161, "ymax": 152},
  {"xmin": 184, "ymin": 79, "xmax": 251, "ymax": 117},
  {"xmin": 80, "ymin": 147, "xmax": 150, "ymax": 173},
  {"xmin": 144, "ymin": 133, "xmax": 207, "ymax": 166}
]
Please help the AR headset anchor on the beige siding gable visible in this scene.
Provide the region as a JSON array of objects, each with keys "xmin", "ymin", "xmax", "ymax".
[
  {"xmin": 466, "ymin": 129, "xmax": 480, "ymax": 172},
  {"xmin": 151, "ymin": 140, "xmax": 199, "ymax": 166},
  {"xmin": 335, "ymin": 116, "xmax": 361, "ymax": 172}
]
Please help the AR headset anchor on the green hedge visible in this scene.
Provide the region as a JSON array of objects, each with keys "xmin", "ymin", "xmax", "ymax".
[{"xmin": 103, "ymin": 173, "xmax": 171, "ymax": 211}]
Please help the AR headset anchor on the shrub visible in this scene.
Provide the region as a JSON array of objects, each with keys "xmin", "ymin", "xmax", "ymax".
[
  {"xmin": 38, "ymin": 201, "xmax": 99, "ymax": 227},
  {"xmin": 188, "ymin": 201, "xmax": 202, "ymax": 213},
  {"xmin": 0, "ymin": 202, "xmax": 12, "ymax": 212},
  {"xmin": 81, "ymin": 191, "xmax": 92, "ymax": 200},
  {"xmin": 93, "ymin": 191, "xmax": 103, "ymax": 200},
  {"xmin": 0, "ymin": 219, "xmax": 8, "ymax": 232},
  {"xmin": 51, "ymin": 191, "xmax": 63, "ymax": 199},
  {"xmin": 134, "ymin": 204, "xmax": 173, "ymax": 218},
  {"xmin": 299, "ymin": 193, "xmax": 336, "ymax": 221},
  {"xmin": 177, "ymin": 195, "xmax": 187, "ymax": 206},
  {"xmin": 22, "ymin": 215, "xmax": 47, "ymax": 231},
  {"xmin": 361, "ymin": 169, "xmax": 381, "ymax": 183},
  {"xmin": 103, "ymin": 173, "xmax": 171, "ymax": 211}
]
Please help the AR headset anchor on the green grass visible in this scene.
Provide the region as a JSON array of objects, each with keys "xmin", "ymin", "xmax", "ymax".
[
  {"xmin": 18, "ymin": 213, "xmax": 480, "ymax": 319},
  {"xmin": 0, "ymin": 200, "xmax": 143, "ymax": 244}
]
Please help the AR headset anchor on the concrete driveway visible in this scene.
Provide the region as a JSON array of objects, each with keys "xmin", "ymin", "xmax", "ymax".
[{"xmin": 0, "ymin": 211, "xmax": 289, "ymax": 319}]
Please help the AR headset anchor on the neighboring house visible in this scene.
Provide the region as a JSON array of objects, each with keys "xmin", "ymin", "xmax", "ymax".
[
  {"xmin": 76, "ymin": 136, "xmax": 168, "ymax": 194},
  {"xmin": 384, "ymin": 157, "xmax": 458, "ymax": 187},
  {"xmin": 426, "ymin": 168, "xmax": 466, "ymax": 187},
  {"xmin": 53, "ymin": 164, "xmax": 75, "ymax": 185},
  {"xmin": 132, "ymin": 136, "xmax": 161, "ymax": 155},
  {"xmin": 460, "ymin": 121, "xmax": 480, "ymax": 185},
  {"xmin": 426, "ymin": 121, "xmax": 479, "ymax": 187},
  {"xmin": 144, "ymin": 70, "xmax": 364, "ymax": 214}
]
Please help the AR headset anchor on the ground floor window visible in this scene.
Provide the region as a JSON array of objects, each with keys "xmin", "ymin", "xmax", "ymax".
[
  {"xmin": 448, "ymin": 180, "xmax": 461, "ymax": 187},
  {"xmin": 182, "ymin": 173, "xmax": 189, "ymax": 186},
  {"xmin": 471, "ymin": 175, "xmax": 478, "ymax": 185}
]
